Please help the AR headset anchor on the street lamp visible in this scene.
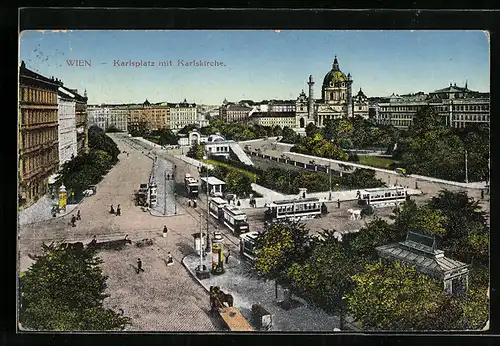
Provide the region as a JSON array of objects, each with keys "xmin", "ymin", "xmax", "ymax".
[
  {"xmin": 203, "ymin": 150, "xmax": 210, "ymax": 253},
  {"xmin": 328, "ymin": 161, "xmax": 332, "ymax": 201},
  {"xmin": 164, "ymin": 170, "xmax": 167, "ymax": 215}
]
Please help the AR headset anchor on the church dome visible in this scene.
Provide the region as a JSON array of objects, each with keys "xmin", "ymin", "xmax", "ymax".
[{"xmin": 323, "ymin": 56, "xmax": 349, "ymax": 87}]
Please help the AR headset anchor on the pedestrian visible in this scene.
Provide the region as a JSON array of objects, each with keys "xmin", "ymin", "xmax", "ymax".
[
  {"xmin": 116, "ymin": 204, "xmax": 121, "ymax": 216},
  {"xmin": 193, "ymin": 200, "xmax": 197, "ymax": 208},
  {"xmin": 481, "ymin": 189, "xmax": 484, "ymax": 199},
  {"xmin": 302, "ymin": 192, "xmax": 306, "ymax": 199},
  {"xmin": 225, "ymin": 249, "xmax": 230, "ymax": 264},
  {"xmin": 356, "ymin": 190, "xmax": 361, "ymax": 199},
  {"xmin": 188, "ymin": 199, "xmax": 192, "ymax": 207},
  {"xmin": 76, "ymin": 210, "xmax": 81, "ymax": 220},
  {"xmin": 71, "ymin": 214, "xmax": 76, "ymax": 227},
  {"xmin": 136, "ymin": 258, "xmax": 144, "ymax": 273},
  {"xmin": 167, "ymin": 252, "xmax": 173, "ymax": 264},
  {"xmin": 163, "ymin": 225, "xmax": 168, "ymax": 237},
  {"xmin": 167, "ymin": 174, "xmax": 170, "ymax": 180},
  {"xmin": 110, "ymin": 204, "xmax": 115, "ymax": 214},
  {"xmin": 127, "ymin": 153, "xmax": 129, "ymax": 157},
  {"xmin": 237, "ymin": 200, "xmax": 241, "ymax": 207},
  {"xmin": 337, "ymin": 199, "xmax": 341, "ymax": 209}
]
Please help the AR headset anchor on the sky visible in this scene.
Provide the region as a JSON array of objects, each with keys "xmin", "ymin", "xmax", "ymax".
[{"xmin": 19, "ymin": 30, "xmax": 490, "ymax": 105}]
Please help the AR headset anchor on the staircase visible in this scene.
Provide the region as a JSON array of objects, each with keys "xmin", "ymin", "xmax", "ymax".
[{"xmin": 229, "ymin": 142, "xmax": 254, "ymax": 166}]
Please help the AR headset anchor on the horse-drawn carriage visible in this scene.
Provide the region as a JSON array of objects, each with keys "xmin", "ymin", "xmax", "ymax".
[{"xmin": 210, "ymin": 286, "xmax": 254, "ymax": 331}]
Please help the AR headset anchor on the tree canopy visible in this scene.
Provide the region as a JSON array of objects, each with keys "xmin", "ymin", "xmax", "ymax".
[{"xmin": 19, "ymin": 242, "xmax": 130, "ymax": 331}]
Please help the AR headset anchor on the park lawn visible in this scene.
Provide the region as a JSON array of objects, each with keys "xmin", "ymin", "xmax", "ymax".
[
  {"xmin": 203, "ymin": 159, "xmax": 259, "ymax": 183},
  {"xmin": 358, "ymin": 155, "xmax": 400, "ymax": 169}
]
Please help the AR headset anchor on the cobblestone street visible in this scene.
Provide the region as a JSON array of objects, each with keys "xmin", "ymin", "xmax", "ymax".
[{"xmin": 18, "ymin": 133, "xmax": 222, "ymax": 331}]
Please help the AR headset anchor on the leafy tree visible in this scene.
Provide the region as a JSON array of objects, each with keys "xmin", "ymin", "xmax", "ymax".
[
  {"xmin": 393, "ymin": 200, "xmax": 448, "ymax": 238},
  {"xmin": 322, "ymin": 118, "xmax": 337, "ymax": 141},
  {"xmin": 286, "ymin": 230, "xmax": 362, "ymax": 312},
  {"xmin": 281, "ymin": 126, "xmax": 299, "ymax": 144},
  {"xmin": 305, "ymin": 122, "xmax": 320, "ymax": 138},
  {"xmin": 177, "ymin": 124, "xmax": 198, "ymax": 135},
  {"xmin": 156, "ymin": 127, "xmax": 178, "ymax": 145},
  {"xmin": 186, "ymin": 143, "xmax": 205, "ymax": 160},
  {"xmin": 348, "ymin": 218, "xmax": 399, "ymax": 259},
  {"xmin": 129, "ymin": 121, "xmax": 148, "ymax": 137},
  {"xmin": 19, "ymin": 242, "xmax": 130, "ymax": 330},
  {"xmin": 253, "ymin": 221, "xmax": 310, "ymax": 283},
  {"xmin": 347, "ymin": 260, "xmax": 445, "ymax": 331},
  {"xmin": 410, "ymin": 105, "xmax": 446, "ymax": 133},
  {"xmin": 342, "ymin": 168, "xmax": 385, "ymax": 189}
]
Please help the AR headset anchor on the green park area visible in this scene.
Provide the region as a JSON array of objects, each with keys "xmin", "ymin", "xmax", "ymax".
[{"xmin": 358, "ymin": 156, "xmax": 400, "ymax": 170}]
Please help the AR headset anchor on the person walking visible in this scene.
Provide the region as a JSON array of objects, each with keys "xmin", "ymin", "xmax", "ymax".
[
  {"xmin": 337, "ymin": 199, "xmax": 341, "ymax": 209},
  {"xmin": 167, "ymin": 252, "xmax": 173, "ymax": 264},
  {"xmin": 163, "ymin": 225, "xmax": 168, "ymax": 237},
  {"xmin": 481, "ymin": 189, "xmax": 484, "ymax": 199},
  {"xmin": 76, "ymin": 210, "xmax": 81, "ymax": 221},
  {"xmin": 71, "ymin": 214, "xmax": 77, "ymax": 227},
  {"xmin": 136, "ymin": 258, "xmax": 144, "ymax": 273},
  {"xmin": 225, "ymin": 249, "xmax": 230, "ymax": 264},
  {"xmin": 237, "ymin": 200, "xmax": 241, "ymax": 207},
  {"xmin": 110, "ymin": 204, "xmax": 115, "ymax": 214},
  {"xmin": 116, "ymin": 204, "xmax": 121, "ymax": 216}
]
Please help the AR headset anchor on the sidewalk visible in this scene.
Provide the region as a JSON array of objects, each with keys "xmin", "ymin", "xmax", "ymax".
[
  {"xmin": 18, "ymin": 194, "xmax": 80, "ymax": 226},
  {"xmin": 182, "ymin": 254, "xmax": 340, "ymax": 331}
]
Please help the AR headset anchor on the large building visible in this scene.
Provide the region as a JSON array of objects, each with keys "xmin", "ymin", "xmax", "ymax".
[
  {"xmin": 108, "ymin": 107, "xmax": 129, "ymax": 132},
  {"xmin": 376, "ymin": 82, "xmax": 490, "ymax": 129},
  {"xmin": 57, "ymin": 86, "xmax": 78, "ymax": 168},
  {"xmin": 295, "ymin": 55, "xmax": 370, "ymax": 129},
  {"xmin": 74, "ymin": 89, "xmax": 88, "ymax": 154},
  {"xmin": 19, "ymin": 61, "xmax": 61, "ymax": 208},
  {"xmin": 88, "ymin": 106, "xmax": 109, "ymax": 130},
  {"xmin": 169, "ymin": 99, "xmax": 197, "ymax": 131},
  {"xmin": 219, "ymin": 100, "xmax": 252, "ymax": 123}
]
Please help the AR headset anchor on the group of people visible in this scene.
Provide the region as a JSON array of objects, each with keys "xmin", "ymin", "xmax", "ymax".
[
  {"xmin": 110, "ymin": 204, "xmax": 122, "ymax": 216},
  {"xmin": 70, "ymin": 210, "xmax": 81, "ymax": 227}
]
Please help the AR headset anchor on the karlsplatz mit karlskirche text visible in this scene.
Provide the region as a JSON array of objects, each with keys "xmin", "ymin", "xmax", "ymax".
[{"xmin": 112, "ymin": 59, "xmax": 226, "ymax": 67}]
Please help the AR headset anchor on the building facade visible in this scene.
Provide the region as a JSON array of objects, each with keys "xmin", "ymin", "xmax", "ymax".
[
  {"xmin": 57, "ymin": 86, "xmax": 77, "ymax": 168},
  {"xmin": 19, "ymin": 61, "xmax": 61, "ymax": 208},
  {"xmin": 74, "ymin": 90, "xmax": 88, "ymax": 154},
  {"xmin": 376, "ymin": 83, "xmax": 490, "ymax": 129},
  {"xmin": 169, "ymin": 99, "xmax": 197, "ymax": 131},
  {"xmin": 295, "ymin": 55, "xmax": 367, "ymax": 129},
  {"xmin": 219, "ymin": 100, "xmax": 252, "ymax": 123},
  {"xmin": 108, "ymin": 107, "xmax": 129, "ymax": 132},
  {"xmin": 248, "ymin": 112, "xmax": 296, "ymax": 128},
  {"xmin": 88, "ymin": 106, "xmax": 109, "ymax": 130}
]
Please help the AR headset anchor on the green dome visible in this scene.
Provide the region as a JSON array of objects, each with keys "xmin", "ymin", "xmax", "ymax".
[{"xmin": 322, "ymin": 55, "xmax": 349, "ymax": 87}]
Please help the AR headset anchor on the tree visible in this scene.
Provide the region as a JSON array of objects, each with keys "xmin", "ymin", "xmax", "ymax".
[
  {"xmin": 177, "ymin": 124, "xmax": 198, "ymax": 135},
  {"xmin": 157, "ymin": 127, "xmax": 179, "ymax": 145},
  {"xmin": 322, "ymin": 118, "xmax": 336, "ymax": 141},
  {"xmin": 253, "ymin": 221, "xmax": 310, "ymax": 283},
  {"xmin": 305, "ymin": 123, "xmax": 320, "ymax": 138},
  {"xmin": 410, "ymin": 105, "xmax": 446, "ymax": 133},
  {"xmin": 347, "ymin": 218, "xmax": 399, "ymax": 259},
  {"xmin": 281, "ymin": 126, "xmax": 299, "ymax": 144},
  {"xmin": 393, "ymin": 200, "xmax": 448, "ymax": 238},
  {"xmin": 105, "ymin": 125, "xmax": 121, "ymax": 133},
  {"xmin": 19, "ymin": 242, "xmax": 130, "ymax": 330},
  {"xmin": 186, "ymin": 143, "xmax": 205, "ymax": 160},
  {"xmin": 347, "ymin": 260, "xmax": 445, "ymax": 331}
]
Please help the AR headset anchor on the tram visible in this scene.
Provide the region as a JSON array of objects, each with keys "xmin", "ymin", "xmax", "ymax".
[
  {"xmin": 209, "ymin": 197, "xmax": 228, "ymax": 222},
  {"xmin": 222, "ymin": 205, "xmax": 250, "ymax": 235},
  {"xmin": 264, "ymin": 197, "xmax": 321, "ymax": 222},
  {"xmin": 239, "ymin": 231, "xmax": 259, "ymax": 262},
  {"xmin": 184, "ymin": 173, "xmax": 199, "ymax": 198},
  {"xmin": 357, "ymin": 186, "xmax": 407, "ymax": 207}
]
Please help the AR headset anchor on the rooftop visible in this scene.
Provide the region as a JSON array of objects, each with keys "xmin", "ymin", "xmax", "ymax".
[{"xmin": 200, "ymin": 176, "xmax": 226, "ymax": 185}]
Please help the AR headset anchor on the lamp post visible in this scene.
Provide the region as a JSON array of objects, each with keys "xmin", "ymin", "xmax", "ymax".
[
  {"xmin": 164, "ymin": 170, "xmax": 167, "ymax": 215},
  {"xmin": 328, "ymin": 161, "xmax": 332, "ymax": 201},
  {"xmin": 465, "ymin": 149, "xmax": 469, "ymax": 184},
  {"xmin": 204, "ymin": 150, "xmax": 210, "ymax": 252}
]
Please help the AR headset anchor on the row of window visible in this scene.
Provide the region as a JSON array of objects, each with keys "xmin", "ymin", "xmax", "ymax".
[
  {"xmin": 208, "ymin": 146, "xmax": 229, "ymax": 153},
  {"xmin": 21, "ymin": 109, "xmax": 57, "ymax": 126},
  {"xmin": 452, "ymin": 104, "xmax": 489, "ymax": 111},
  {"xmin": 20, "ymin": 86, "xmax": 57, "ymax": 104},
  {"xmin": 22, "ymin": 147, "xmax": 58, "ymax": 178},
  {"xmin": 21, "ymin": 180, "xmax": 47, "ymax": 203},
  {"xmin": 22, "ymin": 128, "xmax": 58, "ymax": 150}
]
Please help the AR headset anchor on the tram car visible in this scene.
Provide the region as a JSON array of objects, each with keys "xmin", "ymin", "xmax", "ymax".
[
  {"xmin": 184, "ymin": 173, "xmax": 199, "ymax": 198},
  {"xmin": 264, "ymin": 197, "xmax": 321, "ymax": 222},
  {"xmin": 222, "ymin": 205, "xmax": 249, "ymax": 235},
  {"xmin": 357, "ymin": 186, "xmax": 407, "ymax": 207},
  {"xmin": 239, "ymin": 231, "xmax": 259, "ymax": 262},
  {"xmin": 209, "ymin": 197, "xmax": 229, "ymax": 222}
]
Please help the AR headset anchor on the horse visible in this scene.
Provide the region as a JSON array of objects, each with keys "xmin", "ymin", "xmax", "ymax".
[{"xmin": 210, "ymin": 286, "xmax": 234, "ymax": 314}]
